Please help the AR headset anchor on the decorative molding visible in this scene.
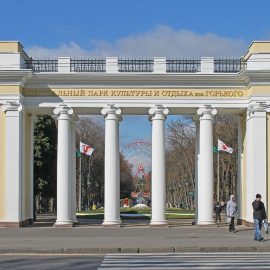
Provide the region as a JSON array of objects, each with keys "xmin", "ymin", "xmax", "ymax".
[
  {"xmin": 101, "ymin": 104, "xmax": 122, "ymax": 121},
  {"xmin": 53, "ymin": 103, "xmax": 73, "ymax": 116},
  {"xmin": 149, "ymin": 104, "xmax": 169, "ymax": 121},
  {"xmin": 1, "ymin": 100, "xmax": 23, "ymax": 112},
  {"xmin": 197, "ymin": 105, "xmax": 217, "ymax": 120},
  {"xmin": 247, "ymin": 102, "xmax": 270, "ymax": 117}
]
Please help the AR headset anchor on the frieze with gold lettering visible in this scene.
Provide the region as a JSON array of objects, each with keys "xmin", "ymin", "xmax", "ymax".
[{"xmin": 22, "ymin": 88, "xmax": 247, "ymax": 98}]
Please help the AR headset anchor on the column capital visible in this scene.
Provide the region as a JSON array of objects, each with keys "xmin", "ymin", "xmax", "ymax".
[
  {"xmin": 1, "ymin": 101, "xmax": 23, "ymax": 114},
  {"xmin": 197, "ymin": 105, "xmax": 217, "ymax": 120},
  {"xmin": 149, "ymin": 105, "xmax": 169, "ymax": 121},
  {"xmin": 101, "ymin": 104, "xmax": 122, "ymax": 121},
  {"xmin": 53, "ymin": 103, "xmax": 73, "ymax": 120},
  {"xmin": 247, "ymin": 102, "xmax": 270, "ymax": 118}
]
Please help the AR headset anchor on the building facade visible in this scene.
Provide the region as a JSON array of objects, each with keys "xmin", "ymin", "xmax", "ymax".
[{"xmin": 0, "ymin": 41, "xmax": 270, "ymax": 227}]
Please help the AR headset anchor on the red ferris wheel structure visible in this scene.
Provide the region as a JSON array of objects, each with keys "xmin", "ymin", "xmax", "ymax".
[{"xmin": 121, "ymin": 141, "xmax": 152, "ymax": 194}]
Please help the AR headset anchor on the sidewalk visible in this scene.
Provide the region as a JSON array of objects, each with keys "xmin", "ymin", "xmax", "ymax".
[{"xmin": 0, "ymin": 215, "xmax": 269, "ymax": 254}]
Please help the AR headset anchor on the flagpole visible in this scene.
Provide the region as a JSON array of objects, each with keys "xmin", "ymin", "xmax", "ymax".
[
  {"xmin": 78, "ymin": 154, "xmax": 82, "ymax": 211},
  {"xmin": 217, "ymin": 151, "xmax": 220, "ymax": 203}
]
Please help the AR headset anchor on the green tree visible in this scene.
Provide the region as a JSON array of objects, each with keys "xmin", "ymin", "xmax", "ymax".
[{"xmin": 34, "ymin": 115, "xmax": 57, "ymax": 213}]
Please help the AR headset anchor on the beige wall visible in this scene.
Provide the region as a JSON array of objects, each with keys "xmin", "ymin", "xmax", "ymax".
[
  {"xmin": 0, "ymin": 85, "xmax": 21, "ymax": 94},
  {"xmin": 244, "ymin": 41, "xmax": 270, "ymax": 60},
  {"xmin": 0, "ymin": 42, "xmax": 23, "ymax": 53}
]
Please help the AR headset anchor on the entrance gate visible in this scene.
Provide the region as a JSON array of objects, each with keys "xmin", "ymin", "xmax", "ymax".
[{"xmin": 0, "ymin": 41, "xmax": 270, "ymax": 227}]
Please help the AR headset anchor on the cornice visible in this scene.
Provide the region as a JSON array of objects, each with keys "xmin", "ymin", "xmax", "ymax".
[
  {"xmin": 22, "ymin": 72, "xmax": 251, "ymax": 89},
  {"xmin": 0, "ymin": 69, "xmax": 269, "ymax": 89},
  {"xmin": 0, "ymin": 69, "xmax": 33, "ymax": 86}
]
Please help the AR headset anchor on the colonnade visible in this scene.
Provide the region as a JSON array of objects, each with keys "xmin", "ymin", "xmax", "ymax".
[
  {"xmin": 51, "ymin": 103, "xmax": 217, "ymax": 227},
  {"xmin": 4, "ymin": 100, "xmax": 268, "ymax": 227}
]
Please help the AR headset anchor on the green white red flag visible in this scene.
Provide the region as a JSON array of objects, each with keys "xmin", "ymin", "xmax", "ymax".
[
  {"xmin": 80, "ymin": 141, "xmax": 94, "ymax": 156},
  {"xmin": 218, "ymin": 139, "xmax": 233, "ymax": 154}
]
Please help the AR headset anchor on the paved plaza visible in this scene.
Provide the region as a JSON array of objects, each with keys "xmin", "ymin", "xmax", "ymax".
[{"xmin": 0, "ymin": 216, "xmax": 269, "ymax": 254}]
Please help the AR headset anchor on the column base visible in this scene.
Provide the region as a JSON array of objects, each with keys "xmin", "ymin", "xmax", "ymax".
[
  {"xmin": 54, "ymin": 221, "xmax": 74, "ymax": 228},
  {"xmin": 149, "ymin": 220, "xmax": 168, "ymax": 227},
  {"xmin": 102, "ymin": 220, "xmax": 122, "ymax": 227},
  {"xmin": 0, "ymin": 221, "xmax": 23, "ymax": 228},
  {"xmin": 73, "ymin": 220, "xmax": 80, "ymax": 225},
  {"xmin": 196, "ymin": 220, "xmax": 215, "ymax": 225},
  {"xmin": 240, "ymin": 219, "xmax": 253, "ymax": 227},
  {"xmin": 0, "ymin": 218, "xmax": 34, "ymax": 228},
  {"xmin": 22, "ymin": 218, "xmax": 34, "ymax": 226}
]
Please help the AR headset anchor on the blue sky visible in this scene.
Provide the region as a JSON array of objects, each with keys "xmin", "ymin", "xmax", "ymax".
[
  {"xmin": 2, "ymin": 0, "xmax": 270, "ymax": 49},
  {"xmin": 2, "ymin": 0, "xmax": 270, "ymax": 145}
]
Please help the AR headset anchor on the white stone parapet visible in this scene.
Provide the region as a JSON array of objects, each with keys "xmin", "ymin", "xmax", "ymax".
[
  {"xmin": 0, "ymin": 53, "xmax": 26, "ymax": 70},
  {"xmin": 246, "ymin": 54, "xmax": 270, "ymax": 70},
  {"xmin": 153, "ymin": 57, "xmax": 166, "ymax": 73},
  {"xmin": 58, "ymin": 57, "xmax": 71, "ymax": 73},
  {"xmin": 106, "ymin": 57, "xmax": 119, "ymax": 73},
  {"xmin": 201, "ymin": 57, "xmax": 214, "ymax": 74}
]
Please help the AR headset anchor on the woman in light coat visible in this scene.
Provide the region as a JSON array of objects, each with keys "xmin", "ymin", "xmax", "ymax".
[{"xmin": 226, "ymin": 195, "xmax": 237, "ymax": 232}]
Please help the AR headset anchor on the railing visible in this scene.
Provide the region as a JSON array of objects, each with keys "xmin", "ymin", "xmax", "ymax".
[
  {"xmin": 118, "ymin": 59, "xmax": 153, "ymax": 72},
  {"xmin": 70, "ymin": 59, "xmax": 105, "ymax": 72},
  {"xmin": 25, "ymin": 59, "xmax": 58, "ymax": 72},
  {"xmin": 214, "ymin": 58, "xmax": 245, "ymax": 73},
  {"xmin": 166, "ymin": 59, "xmax": 201, "ymax": 73},
  {"xmin": 25, "ymin": 57, "xmax": 246, "ymax": 73}
]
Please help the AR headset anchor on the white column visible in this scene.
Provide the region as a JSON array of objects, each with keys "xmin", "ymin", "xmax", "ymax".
[
  {"xmin": 197, "ymin": 105, "xmax": 217, "ymax": 225},
  {"xmin": 193, "ymin": 116, "xmax": 200, "ymax": 223},
  {"xmin": 1, "ymin": 101, "xmax": 23, "ymax": 225},
  {"xmin": 149, "ymin": 105, "xmax": 169, "ymax": 226},
  {"xmin": 54, "ymin": 104, "xmax": 73, "ymax": 227},
  {"xmin": 101, "ymin": 105, "xmax": 121, "ymax": 226},
  {"xmin": 245, "ymin": 103, "xmax": 268, "ymax": 223},
  {"xmin": 70, "ymin": 115, "xmax": 79, "ymax": 224}
]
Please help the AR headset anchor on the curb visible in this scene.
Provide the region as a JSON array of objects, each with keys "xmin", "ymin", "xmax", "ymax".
[{"xmin": 0, "ymin": 246, "xmax": 269, "ymax": 254}]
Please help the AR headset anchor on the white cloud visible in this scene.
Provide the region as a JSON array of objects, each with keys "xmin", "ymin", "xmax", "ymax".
[{"xmin": 26, "ymin": 25, "xmax": 247, "ymax": 58}]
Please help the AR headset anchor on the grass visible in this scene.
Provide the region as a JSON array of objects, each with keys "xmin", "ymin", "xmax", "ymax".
[{"xmin": 77, "ymin": 207, "xmax": 195, "ymax": 220}]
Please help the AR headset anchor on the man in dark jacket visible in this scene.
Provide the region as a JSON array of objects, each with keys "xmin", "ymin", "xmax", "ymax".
[{"xmin": 252, "ymin": 194, "xmax": 267, "ymax": 241}]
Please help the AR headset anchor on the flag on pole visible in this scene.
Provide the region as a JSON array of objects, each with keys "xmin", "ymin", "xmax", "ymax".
[
  {"xmin": 218, "ymin": 139, "xmax": 233, "ymax": 154},
  {"xmin": 80, "ymin": 141, "xmax": 94, "ymax": 156},
  {"xmin": 76, "ymin": 149, "xmax": 81, "ymax": 158}
]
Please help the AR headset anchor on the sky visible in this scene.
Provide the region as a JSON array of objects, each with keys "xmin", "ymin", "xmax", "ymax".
[{"xmin": 2, "ymin": 0, "xmax": 270, "ymax": 146}]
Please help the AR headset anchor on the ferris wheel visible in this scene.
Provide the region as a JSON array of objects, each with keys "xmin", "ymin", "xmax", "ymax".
[{"xmin": 121, "ymin": 141, "xmax": 152, "ymax": 193}]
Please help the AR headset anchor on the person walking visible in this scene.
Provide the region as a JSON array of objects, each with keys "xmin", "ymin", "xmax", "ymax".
[
  {"xmin": 226, "ymin": 195, "xmax": 237, "ymax": 232},
  {"xmin": 252, "ymin": 194, "xmax": 267, "ymax": 241},
  {"xmin": 214, "ymin": 202, "xmax": 222, "ymax": 222}
]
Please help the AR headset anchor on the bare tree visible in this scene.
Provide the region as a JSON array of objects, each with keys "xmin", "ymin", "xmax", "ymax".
[{"xmin": 165, "ymin": 115, "xmax": 238, "ymax": 209}]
